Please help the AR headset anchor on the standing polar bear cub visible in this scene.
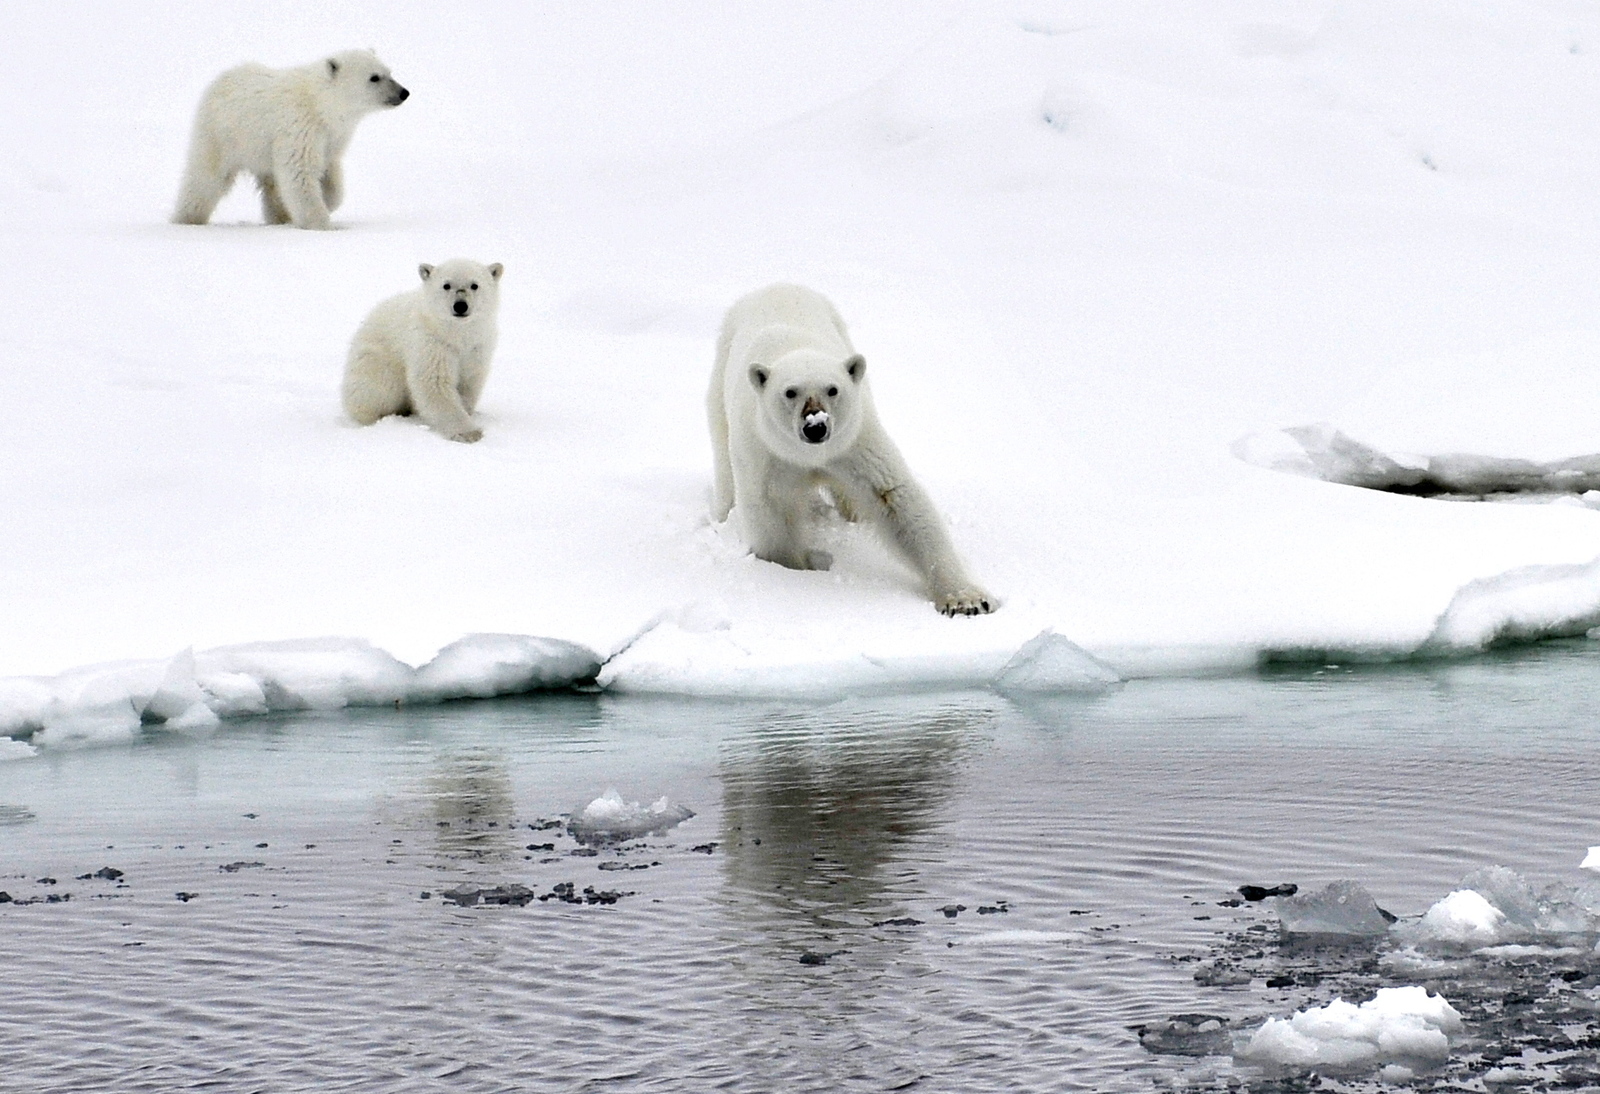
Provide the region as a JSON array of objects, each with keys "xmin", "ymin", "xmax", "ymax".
[
  {"xmin": 343, "ymin": 260, "xmax": 504, "ymax": 443},
  {"xmin": 709, "ymin": 283, "xmax": 997, "ymax": 616},
  {"xmin": 173, "ymin": 50, "xmax": 408, "ymax": 229}
]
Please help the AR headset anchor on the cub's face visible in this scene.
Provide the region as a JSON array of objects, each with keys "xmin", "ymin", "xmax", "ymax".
[
  {"xmin": 748, "ymin": 351, "xmax": 867, "ymax": 465},
  {"xmin": 327, "ymin": 50, "xmax": 409, "ymax": 109},
  {"xmin": 418, "ymin": 260, "xmax": 504, "ymax": 321}
]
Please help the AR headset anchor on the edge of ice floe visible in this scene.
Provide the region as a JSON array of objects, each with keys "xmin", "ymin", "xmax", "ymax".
[
  {"xmin": 9, "ymin": 545, "xmax": 1600, "ymax": 754},
  {"xmin": 0, "ymin": 633, "xmax": 604, "ymax": 754},
  {"xmin": 0, "ymin": 626, "xmax": 1132, "ymax": 754}
]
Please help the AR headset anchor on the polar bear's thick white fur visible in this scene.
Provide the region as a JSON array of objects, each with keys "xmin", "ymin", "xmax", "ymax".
[
  {"xmin": 708, "ymin": 283, "xmax": 997, "ymax": 616},
  {"xmin": 343, "ymin": 260, "xmax": 504, "ymax": 443},
  {"xmin": 173, "ymin": 50, "xmax": 408, "ymax": 229}
]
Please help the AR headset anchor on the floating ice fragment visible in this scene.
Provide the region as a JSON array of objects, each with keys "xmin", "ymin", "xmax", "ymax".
[
  {"xmin": 1399, "ymin": 866, "xmax": 1598, "ymax": 948},
  {"xmin": 1275, "ymin": 880, "xmax": 1392, "ymax": 936},
  {"xmin": 991, "ymin": 630, "xmax": 1121, "ymax": 693},
  {"xmin": 568, "ymin": 789, "xmax": 694, "ymax": 845},
  {"xmin": 1239, "ymin": 986, "xmax": 1460, "ymax": 1072},
  {"xmin": 1582, "ymin": 846, "xmax": 1600, "ymax": 872},
  {"xmin": 1135, "ymin": 1014, "xmax": 1233, "ymax": 1057}
]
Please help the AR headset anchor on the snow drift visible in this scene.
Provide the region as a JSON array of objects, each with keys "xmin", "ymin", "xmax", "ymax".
[{"xmin": 6, "ymin": 2, "xmax": 1600, "ymax": 714}]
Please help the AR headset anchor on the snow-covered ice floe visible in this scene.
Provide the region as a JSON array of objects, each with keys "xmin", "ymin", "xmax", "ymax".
[
  {"xmin": 567, "ymin": 789, "xmax": 695, "ymax": 846},
  {"xmin": 0, "ymin": 635, "xmax": 602, "ymax": 750},
  {"xmin": 1239, "ymin": 986, "xmax": 1462, "ymax": 1077}
]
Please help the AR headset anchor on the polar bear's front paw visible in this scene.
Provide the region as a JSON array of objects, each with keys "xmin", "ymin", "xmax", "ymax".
[
  {"xmin": 935, "ymin": 587, "xmax": 998, "ymax": 617},
  {"xmin": 449, "ymin": 427, "xmax": 483, "ymax": 444},
  {"xmin": 803, "ymin": 549, "xmax": 834, "ymax": 571}
]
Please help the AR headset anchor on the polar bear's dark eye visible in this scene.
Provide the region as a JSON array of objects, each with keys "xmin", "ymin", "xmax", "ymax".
[
  {"xmin": 827, "ymin": 386, "xmax": 838, "ymax": 397},
  {"xmin": 369, "ymin": 74, "xmax": 381, "ymax": 83},
  {"xmin": 442, "ymin": 283, "xmax": 452, "ymax": 291},
  {"xmin": 470, "ymin": 282, "xmax": 478, "ymax": 290},
  {"xmin": 784, "ymin": 388, "xmax": 797, "ymax": 399}
]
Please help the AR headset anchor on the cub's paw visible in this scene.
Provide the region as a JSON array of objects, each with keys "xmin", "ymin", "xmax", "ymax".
[
  {"xmin": 450, "ymin": 427, "xmax": 484, "ymax": 444},
  {"xmin": 935, "ymin": 588, "xmax": 998, "ymax": 617}
]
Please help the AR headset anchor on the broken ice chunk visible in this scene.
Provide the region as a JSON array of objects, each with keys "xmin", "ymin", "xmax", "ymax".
[
  {"xmin": 568, "ymin": 789, "xmax": 694, "ymax": 846},
  {"xmin": 1239, "ymin": 986, "xmax": 1460, "ymax": 1072},
  {"xmin": 1275, "ymin": 880, "xmax": 1392, "ymax": 936}
]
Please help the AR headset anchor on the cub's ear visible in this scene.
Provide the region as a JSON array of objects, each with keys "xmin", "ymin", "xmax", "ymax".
[
  {"xmin": 327, "ymin": 58, "xmax": 340, "ymax": 78},
  {"xmin": 418, "ymin": 263, "xmax": 433, "ymax": 282},
  {"xmin": 748, "ymin": 364, "xmax": 770, "ymax": 389},
  {"xmin": 845, "ymin": 354, "xmax": 866, "ymax": 382},
  {"xmin": 488, "ymin": 263, "xmax": 504, "ymax": 281}
]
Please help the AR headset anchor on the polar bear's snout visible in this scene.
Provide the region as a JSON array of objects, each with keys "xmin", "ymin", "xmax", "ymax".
[
  {"xmin": 386, "ymin": 83, "xmax": 410, "ymax": 107},
  {"xmin": 801, "ymin": 397, "xmax": 831, "ymax": 444},
  {"xmin": 452, "ymin": 298, "xmax": 471, "ymax": 317}
]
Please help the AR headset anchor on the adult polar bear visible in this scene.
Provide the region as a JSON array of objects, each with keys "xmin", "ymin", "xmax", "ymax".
[
  {"xmin": 173, "ymin": 50, "xmax": 408, "ymax": 230},
  {"xmin": 709, "ymin": 284, "xmax": 997, "ymax": 616}
]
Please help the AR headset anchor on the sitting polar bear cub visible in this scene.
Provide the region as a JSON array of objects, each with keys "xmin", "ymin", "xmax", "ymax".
[
  {"xmin": 343, "ymin": 260, "xmax": 503, "ymax": 443},
  {"xmin": 709, "ymin": 283, "xmax": 997, "ymax": 616},
  {"xmin": 173, "ymin": 50, "xmax": 408, "ymax": 229}
]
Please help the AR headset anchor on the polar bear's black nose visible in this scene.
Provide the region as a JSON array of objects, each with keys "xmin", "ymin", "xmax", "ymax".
[
  {"xmin": 453, "ymin": 300, "xmax": 470, "ymax": 317},
  {"xmin": 802, "ymin": 420, "xmax": 829, "ymax": 444},
  {"xmin": 390, "ymin": 85, "xmax": 410, "ymax": 105}
]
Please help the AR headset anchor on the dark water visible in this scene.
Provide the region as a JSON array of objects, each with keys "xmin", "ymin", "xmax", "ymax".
[{"xmin": 3, "ymin": 643, "xmax": 1599, "ymax": 1092}]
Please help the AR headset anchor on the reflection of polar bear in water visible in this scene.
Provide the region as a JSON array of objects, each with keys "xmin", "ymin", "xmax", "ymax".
[
  {"xmin": 708, "ymin": 283, "xmax": 997, "ymax": 616},
  {"xmin": 172, "ymin": 50, "xmax": 408, "ymax": 229}
]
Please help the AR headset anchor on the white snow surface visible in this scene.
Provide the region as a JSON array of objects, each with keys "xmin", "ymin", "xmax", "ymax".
[
  {"xmin": 1240, "ymin": 987, "xmax": 1462, "ymax": 1072},
  {"xmin": 9, "ymin": 2, "xmax": 1600, "ymax": 720}
]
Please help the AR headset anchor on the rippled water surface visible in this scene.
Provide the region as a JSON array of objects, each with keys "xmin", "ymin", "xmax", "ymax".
[{"xmin": 4, "ymin": 644, "xmax": 1600, "ymax": 1092}]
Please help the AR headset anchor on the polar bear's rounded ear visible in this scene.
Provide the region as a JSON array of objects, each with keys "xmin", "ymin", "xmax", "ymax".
[
  {"xmin": 748, "ymin": 364, "xmax": 770, "ymax": 390},
  {"xmin": 845, "ymin": 354, "xmax": 866, "ymax": 382},
  {"xmin": 418, "ymin": 264, "xmax": 434, "ymax": 283},
  {"xmin": 488, "ymin": 264, "xmax": 504, "ymax": 281},
  {"xmin": 327, "ymin": 58, "xmax": 340, "ymax": 78}
]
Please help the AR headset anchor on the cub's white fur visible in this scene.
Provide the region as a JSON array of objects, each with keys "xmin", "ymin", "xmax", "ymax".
[
  {"xmin": 173, "ymin": 50, "xmax": 408, "ymax": 229},
  {"xmin": 708, "ymin": 283, "xmax": 997, "ymax": 616},
  {"xmin": 343, "ymin": 260, "xmax": 503, "ymax": 443}
]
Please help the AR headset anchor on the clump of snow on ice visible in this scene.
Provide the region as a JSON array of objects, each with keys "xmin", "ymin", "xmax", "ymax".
[
  {"xmin": 1275, "ymin": 880, "xmax": 1392, "ymax": 936},
  {"xmin": 195, "ymin": 639, "xmax": 414, "ymax": 711},
  {"xmin": 1424, "ymin": 560, "xmax": 1600, "ymax": 652},
  {"xmin": 991, "ymin": 630, "xmax": 1121, "ymax": 694},
  {"xmin": 568, "ymin": 789, "xmax": 695, "ymax": 845},
  {"xmin": 1400, "ymin": 865, "xmax": 1599, "ymax": 948},
  {"xmin": 413, "ymin": 634, "xmax": 602, "ymax": 701},
  {"xmin": 1239, "ymin": 986, "xmax": 1462, "ymax": 1072},
  {"xmin": 143, "ymin": 648, "xmax": 220, "ymax": 731},
  {"xmin": 1414, "ymin": 890, "xmax": 1505, "ymax": 946},
  {"xmin": 0, "ymin": 737, "xmax": 37, "ymax": 761},
  {"xmin": 1582, "ymin": 847, "xmax": 1600, "ymax": 872}
]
